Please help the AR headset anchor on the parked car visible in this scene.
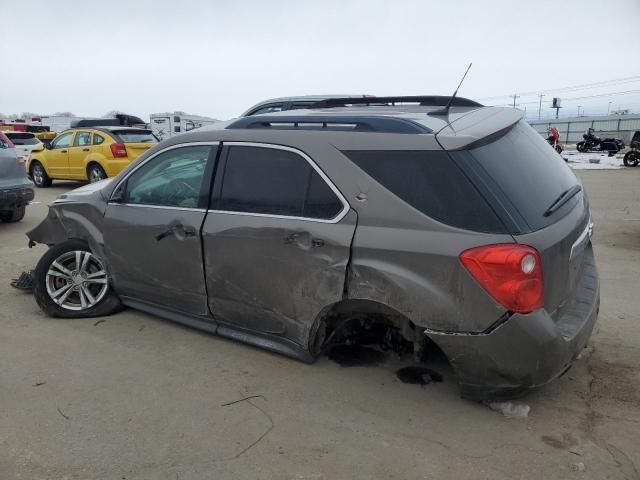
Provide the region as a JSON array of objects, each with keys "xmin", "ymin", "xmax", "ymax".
[
  {"xmin": 27, "ymin": 127, "xmax": 157, "ymax": 187},
  {"xmin": 3, "ymin": 131, "xmax": 43, "ymax": 163},
  {"xmin": 240, "ymin": 94, "xmax": 372, "ymax": 116},
  {"xmin": 26, "ymin": 96, "xmax": 599, "ymax": 401},
  {"xmin": 0, "ymin": 132, "xmax": 34, "ymax": 222}
]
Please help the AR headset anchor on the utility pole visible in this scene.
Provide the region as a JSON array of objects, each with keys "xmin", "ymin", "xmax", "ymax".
[
  {"xmin": 538, "ymin": 94, "xmax": 545, "ymax": 120},
  {"xmin": 511, "ymin": 94, "xmax": 520, "ymax": 109},
  {"xmin": 607, "ymin": 101, "xmax": 612, "ymax": 115},
  {"xmin": 577, "ymin": 106, "xmax": 582, "ymax": 117}
]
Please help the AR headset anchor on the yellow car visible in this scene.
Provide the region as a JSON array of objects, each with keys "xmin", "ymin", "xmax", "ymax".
[{"xmin": 28, "ymin": 127, "xmax": 157, "ymax": 187}]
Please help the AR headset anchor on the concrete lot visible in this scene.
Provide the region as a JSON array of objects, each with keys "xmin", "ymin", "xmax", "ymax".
[{"xmin": 1, "ymin": 171, "xmax": 639, "ymax": 480}]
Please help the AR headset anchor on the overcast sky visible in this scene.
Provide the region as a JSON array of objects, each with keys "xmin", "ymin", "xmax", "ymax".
[{"xmin": 2, "ymin": 0, "xmax": 639, "ymax": 121}]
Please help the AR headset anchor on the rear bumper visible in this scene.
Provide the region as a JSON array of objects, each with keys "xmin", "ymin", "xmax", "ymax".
[
  {"xmin": 429, "ymin": 245, "xmax": 599, "ymax": 401},
  {"xmin": 0, "ymin": 183, "xmax": 34, "ymax": 210}
]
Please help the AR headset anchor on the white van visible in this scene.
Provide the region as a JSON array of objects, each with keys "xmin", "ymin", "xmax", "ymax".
[{"xmin": 150, "ymin": 113, "xmax": 219, "ymax": 141}]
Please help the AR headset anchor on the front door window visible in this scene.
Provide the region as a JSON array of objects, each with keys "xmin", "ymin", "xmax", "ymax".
[{"xmin": 122, "ymin": 145, "xmax": 211, "ymax": 209}]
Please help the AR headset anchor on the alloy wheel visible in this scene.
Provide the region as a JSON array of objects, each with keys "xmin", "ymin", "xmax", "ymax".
[
  {"xmin": 32, "ymin": 164, "xmax": 45, "ymax": 186},
  {"xmin": 89, "ymin": 166, "xmax": 106, "ymax": 183},
  {"xmin": 45, "ymin": 250, "xmax": 109, "ymax": 311}
]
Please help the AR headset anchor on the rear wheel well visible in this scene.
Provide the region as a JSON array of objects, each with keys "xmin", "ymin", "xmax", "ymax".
[
  {"xmin": 86, "ymin": 161, "xmax": 103, "ymax": 172},
  {"xmin": 309, "ymin": 299, "xmax": 435, "ymax": 360}
]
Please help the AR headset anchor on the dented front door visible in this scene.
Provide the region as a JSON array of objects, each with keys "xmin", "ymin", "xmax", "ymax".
[{"xmin": 103, "ymin": 144, "xmax": 217, "ymax": 315}]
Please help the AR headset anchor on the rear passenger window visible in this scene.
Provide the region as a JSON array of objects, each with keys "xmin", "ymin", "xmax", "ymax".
[
  {"xmin": 74, "ymin": 132, "xmax": 92, "ymax": 146},
  {"xmin": 93, "ymin": 134, "xmax": 105, "ymax": 145},
  {"xmin": 342, "ymin": 150, "xmax": 506, "ymax": 233},
  {"xmin": 217, "ymin": 146, "xmax": 344, "ymax": 220}
]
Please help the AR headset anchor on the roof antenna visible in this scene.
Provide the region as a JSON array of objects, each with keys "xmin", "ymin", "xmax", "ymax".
[{"xmin": 429, "ymin": 62, "xmax": 473, "ymax": 116}]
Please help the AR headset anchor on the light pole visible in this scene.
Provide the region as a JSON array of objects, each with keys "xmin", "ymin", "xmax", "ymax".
[
  {"xmin": 538, "ymin": 94, "xmax": 545, "ymax": 120},
  {"xmin": 607, "ymin": 101, "xmax": 612, "ymax": 115},
  {"xmin": 577, "ymin": 106, "xmax": 582, "ymax": 117}
]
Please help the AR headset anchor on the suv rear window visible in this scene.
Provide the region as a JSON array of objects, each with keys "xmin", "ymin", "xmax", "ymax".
[
  {"xmin": 112, "ymin": 130, "xmax": 156, "ymax": 143},
  {"xmin": 342, "ymin": 150, "xmax": 506, "ymax": 233},
  {"xmin": 461, "ymin": 121, "xmax": 580, "ymax": 232},
  {"xmin": 6, "ymin": 133, "xmax": 39, "ymax": 145}
]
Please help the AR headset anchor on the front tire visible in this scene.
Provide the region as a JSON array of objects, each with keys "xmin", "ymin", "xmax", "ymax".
[
  {"xmin": 87, "ymin": 164, "xmax": 107, "ymax": 183},
  {"xmin": 576, "ymin": 142, "xmax": 586, "ymax": 153},
  {"xmin": 34, "ymin": 239, "xmax": 122, "ymax": 318},
  {"xmin": 30, "ymin": 161, "xmax": 52, "ymax": 188},
  {"xmin": 624, "ymin": 151, "xmax": 640, "ymax": 167},
  {"xmin": 0, "ymin": 205, "xmax": 26, "ymax": 223}
]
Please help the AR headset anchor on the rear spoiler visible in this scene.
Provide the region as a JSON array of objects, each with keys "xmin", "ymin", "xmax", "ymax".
[{"xmin": 435, "ymin": 107, "xmax": 524, "ymax": 151}]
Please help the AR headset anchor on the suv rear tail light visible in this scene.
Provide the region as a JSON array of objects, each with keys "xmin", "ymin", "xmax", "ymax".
[
  {"xmin": 110, "ymin": 143, "xmax": 128, "ymax": 158},
  {"xmin": 460, "ymin": 244, "xmax": 543, "ymax": 314}
]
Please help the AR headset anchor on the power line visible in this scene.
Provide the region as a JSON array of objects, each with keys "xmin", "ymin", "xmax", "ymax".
[
  {"xmin": 498, "ymin": 89, "xmax": 640, "ymax": 106},
  {"xmin": 478, "ymin": 75, "xmax": 640, "ymax": 101}
]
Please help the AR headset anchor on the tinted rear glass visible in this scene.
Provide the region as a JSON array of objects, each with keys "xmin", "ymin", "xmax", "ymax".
[
  {"xmin": 343, "ymin": 150, "xmax": 506, "ymax": 233},
  {"xmin": 6, "ymin": 133, "xmax": 39, "ymax": 145},
  {"xmin": 466, "ymin": 121, "xmax": 580, "ymax": 232},
  {"xmin": 112, "ymin": 130, "xmax": 156, "ymax": 143}
]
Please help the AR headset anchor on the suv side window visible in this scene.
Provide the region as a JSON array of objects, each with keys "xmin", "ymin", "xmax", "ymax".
[
  {"xmin": 289, "ymin": 102, "xmax": 315, "ymax": 110},
  {"xmin": 123, "ymin": 145, "xmax": 212, "ymax": 208},
  {"xmin": 74, "ymin": 131, "xmax": 92, "ymax": 146},
  {"xmin": 216, "ymin": 146, "xmax": 344, "ymax": 220},
  {"xmin": 343, "ymin": 150, "xmax": 506, "ymax": 233},
  {"xmin": 51, "ymin": 132, "xmax": 74, "ymax": 149},
  {"xmin": 93, "ymin": 134, "xmax": 105, "ymax": 145},
  {"xmin": 248, "ymin": 104, "xmax": 284, "ymax": 116}
]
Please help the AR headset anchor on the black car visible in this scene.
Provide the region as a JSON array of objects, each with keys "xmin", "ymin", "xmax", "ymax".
[{"xmin": 0, "ymin": 132, "xmax": 34, "ymax": 222}]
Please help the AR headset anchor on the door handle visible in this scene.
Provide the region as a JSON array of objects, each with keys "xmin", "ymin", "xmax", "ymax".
[
  {"xmin": 155, "ymin": 224, "xmax": 197, "ymax": 241},
  {"xmin": 311, "ymin": 238, "xmax": 325, "ymax": 248},
  {"xmin": 82, "ymin": 148, "xmax": 90, "ymax": 151},
  {"xmin": 61, "ymin": 149, "xmax": 68, "ymax": 153}
]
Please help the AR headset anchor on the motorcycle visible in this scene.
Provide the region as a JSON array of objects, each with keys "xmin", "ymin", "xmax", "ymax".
[
  {"xmin": 547, "ymin": 138, "xmax": 564, "ymax": 154},
  {"xmin": 577, "ymin": 130, "xmax": 625, "ymax": 154},
  {"xmin": 546, "ymin": 127, "xmax": 565, "ymax": 157},
  {"xmin": 623, "ymin": 141, "xmax": 640, "ymax": 167}
]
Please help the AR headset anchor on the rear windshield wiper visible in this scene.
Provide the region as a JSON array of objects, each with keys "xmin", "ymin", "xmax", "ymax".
[{"xmin": 543, "ymin": 184, "xmax": 582, "ymax": 217}]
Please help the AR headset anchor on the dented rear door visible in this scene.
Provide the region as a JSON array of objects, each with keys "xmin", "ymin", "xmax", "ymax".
[{"xmin": 202, "ymin": 143, "xmax": 355, "ymax": 346}]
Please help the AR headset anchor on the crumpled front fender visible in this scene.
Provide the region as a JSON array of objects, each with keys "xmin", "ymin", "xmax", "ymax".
[{"xmin": 27, "ymin": 202, "xmax": 106, "ymax": 259}]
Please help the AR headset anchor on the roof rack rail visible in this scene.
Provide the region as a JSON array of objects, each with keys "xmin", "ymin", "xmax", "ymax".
[
  {"xmin": 226, "ymin": 115, "xmax": 432, "ymax": 134},
  {"xmin": 311, "ymin": 95, "xmax": 483, "ymax": 109}
]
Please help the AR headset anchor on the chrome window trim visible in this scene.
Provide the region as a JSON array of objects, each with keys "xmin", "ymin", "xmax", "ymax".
[
  {"xmin": 570, "ymin": 217, "xmax": 593, "ymax": 260},
  {"xmin": 108, "ymin": 141, "xmax": 220, "ymax": 206},
  {"xmin": 213, "ymin": 141, "xmax": 350, "ymax": 224},
  {"xmin": 110, "ymin": 204, "xmax": 206, "ymax": 212}
]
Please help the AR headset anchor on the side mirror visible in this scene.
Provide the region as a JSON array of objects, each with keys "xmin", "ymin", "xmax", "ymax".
[
  {"xmin": 44, "ymin": 142, "xmax": 53, "ymax": 150},
  {"xmin": 109, "ymin": 181, "xmax": 127, "ymax": 203}
]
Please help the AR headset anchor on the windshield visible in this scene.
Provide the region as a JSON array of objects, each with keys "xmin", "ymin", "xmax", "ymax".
[
  {"xmin": 467, "ymin": 121, "xmax": 580, "ymax": 232},
  {"xmin": 112, "ymin": 130, "xmax": 157, "ymax": 143}
]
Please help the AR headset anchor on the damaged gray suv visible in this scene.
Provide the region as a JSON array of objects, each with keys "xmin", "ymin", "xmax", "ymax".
[{"xmin": 27, "ymin": 96, "xmax": 599, "ymax": 400}]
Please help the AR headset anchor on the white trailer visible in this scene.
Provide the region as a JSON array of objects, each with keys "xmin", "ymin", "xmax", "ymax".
[
  {"xmin": 39, "ymin": 116, "xmax": 83, "ymax": 133},
  {"xmin": 150, "ymin": 112, "xmax": 219, "ymax": 141}
]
